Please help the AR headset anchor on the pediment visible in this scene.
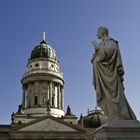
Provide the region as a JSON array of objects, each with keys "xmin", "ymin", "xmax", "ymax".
[{"xmin": 17, "ymin": 117, "xmax": 79, "ymax": 132}]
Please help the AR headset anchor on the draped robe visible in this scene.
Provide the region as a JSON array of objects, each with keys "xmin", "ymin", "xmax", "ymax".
[{"xmin": 91, "ymin": 38, "xmax": 136, "ymax": 120}]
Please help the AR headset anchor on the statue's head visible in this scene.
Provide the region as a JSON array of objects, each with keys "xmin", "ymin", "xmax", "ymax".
[{"xmin": 97, "ymin": 26, "xmax": 109, "ymax": 39}]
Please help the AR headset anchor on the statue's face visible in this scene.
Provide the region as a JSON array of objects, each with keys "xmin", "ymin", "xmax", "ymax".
[{"xmin": 97, "ymin": 28, "xmax": 104, "ymax": 39}]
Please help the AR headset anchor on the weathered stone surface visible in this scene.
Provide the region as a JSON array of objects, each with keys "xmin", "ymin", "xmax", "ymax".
[
  {"xmin": 91, "ymin": 26, "xmax": 136, "ymax": 120},
  {"xmin": 0, "ymin": 116, "xmax": 87, "ymax": 140},
  {"xmin": 18, "ymin": 118, "xmax": 78, "ymax": 132},
  {"xmin": 88, "ymin": 120, "xmax": 140, "ymax": 140}
]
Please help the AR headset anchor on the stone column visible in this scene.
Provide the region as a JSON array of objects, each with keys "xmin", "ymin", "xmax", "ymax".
[
  {"xmin": 47, "ymin": 82, "xmax": 49, "ymax": 100},
  {"xmin": 54, "ymin": 84, "xmax": 57, "ymax": 107},
  {"xmin": 61, "ymin": 86, "xmax": 64, "ymax": 110},
  {"xmin": 57, "ymin": 85, "xmax": 59, "ymax": 108},
  {"xmin": 22, "ymin": 86, "xmax": 26, "ymax": 109},
  {"xmin": 30, "ymin": 91, "xmax": 33, "ymax": 107},
  {"xmin": 58, "ymin": 84, "xmax": 61, "ymax": 109},
  {"xmin": 49, "ymin": 82, "xmax": 52, "ymax": 106}
]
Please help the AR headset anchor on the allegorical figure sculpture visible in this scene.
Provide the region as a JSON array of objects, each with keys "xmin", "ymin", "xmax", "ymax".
[{"xmin": 91, "ymin": 26, "xmax": 136, "ymax": 120}]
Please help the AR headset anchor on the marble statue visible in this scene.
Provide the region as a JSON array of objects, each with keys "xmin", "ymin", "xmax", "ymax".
[{"xmin": 91, "ymin": 26, "xmax": 136, "ymax": 120}]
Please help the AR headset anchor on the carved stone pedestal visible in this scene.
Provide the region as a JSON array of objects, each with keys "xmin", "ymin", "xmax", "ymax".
[{"xmin": 88, "ymin": 120, "xmax": 140, "ymax": 140}]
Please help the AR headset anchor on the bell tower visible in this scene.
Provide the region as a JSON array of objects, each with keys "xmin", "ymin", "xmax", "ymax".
[{"xmin": 12, "ymin": 33, "xmax": 64, "ymax": 124}]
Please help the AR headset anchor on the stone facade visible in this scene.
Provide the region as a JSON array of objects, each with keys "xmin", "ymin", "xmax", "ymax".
[
  {"xmin": 88, "ymin": 120, "xmax": 140, "ymax": 140},
  {"xmin": 0, "ymin": 116, "xmax": 88, "ymax": 140}
]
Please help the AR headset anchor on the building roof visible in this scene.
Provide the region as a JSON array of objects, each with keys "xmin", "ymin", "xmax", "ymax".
[
  {"xmin": 12, "ymin": 115, "xmax": 86, "ymax": 133},
  {"xmin": 0, "ymin": 116, "xmax": 87, "ymax": 140}
]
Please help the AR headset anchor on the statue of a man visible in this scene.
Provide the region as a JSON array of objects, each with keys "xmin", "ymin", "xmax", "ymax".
[{"xmin": 91, "ymin": 26, "xmax": 136, "ymax": 120}]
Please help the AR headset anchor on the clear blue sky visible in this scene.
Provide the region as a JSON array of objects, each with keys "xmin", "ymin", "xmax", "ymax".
[{"xmin": 0, "ymin": 0, "xmax": 140, "ymax": 124}]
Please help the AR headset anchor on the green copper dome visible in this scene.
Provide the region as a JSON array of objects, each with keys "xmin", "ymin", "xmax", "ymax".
[
  {"xmin": 30, "ymin": 32, "xmax": 57, "ymax": 60},
  {"xmin": 31, "ymin": 41, "xmax": 49, "ymax": 59}
]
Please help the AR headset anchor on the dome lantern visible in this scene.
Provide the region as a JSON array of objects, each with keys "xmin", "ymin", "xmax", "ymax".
[{"xmin": 30, "ymin": 32, "xmax": 57, "ymax": 60}]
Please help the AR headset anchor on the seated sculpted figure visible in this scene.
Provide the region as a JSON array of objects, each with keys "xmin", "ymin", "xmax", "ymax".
[{"xmin": 91, "ymin": 26, "xmax": 136, "ymax": 120}]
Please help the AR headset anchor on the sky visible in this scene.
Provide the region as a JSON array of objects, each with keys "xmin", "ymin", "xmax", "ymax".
[{"xmin": 0, "ymin": 0, "xmax": 140, "ymax": 124}]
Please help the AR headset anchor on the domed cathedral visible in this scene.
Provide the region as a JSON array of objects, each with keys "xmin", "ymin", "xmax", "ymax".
[{"xmin": 13, "ymin": 32, "xmax": 65, "ymax": 123}]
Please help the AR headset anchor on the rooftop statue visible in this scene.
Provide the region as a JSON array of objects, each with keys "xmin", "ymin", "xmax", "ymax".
[{"xmin": 91, "ymin": 26, "xmax": 136, "ymax": 120}]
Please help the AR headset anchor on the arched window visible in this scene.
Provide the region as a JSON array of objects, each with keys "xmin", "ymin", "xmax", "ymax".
[{"xmin": 34, "ymin": 96, "xmax": 38, "ymax": 105}]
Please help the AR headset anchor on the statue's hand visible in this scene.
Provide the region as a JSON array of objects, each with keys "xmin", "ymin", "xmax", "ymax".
[{"xmin": 92, "ymin": 41, "xmax": 98, "ymax": 49}]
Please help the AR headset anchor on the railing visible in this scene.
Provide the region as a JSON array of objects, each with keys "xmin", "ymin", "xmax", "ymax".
[
  {"xmin": 23, "ymin": 68, "xmax": 63, "ymax": 79},
  {"xmin": 87, "ymin": 106, "xmax": 104, "ymax": 115}
]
